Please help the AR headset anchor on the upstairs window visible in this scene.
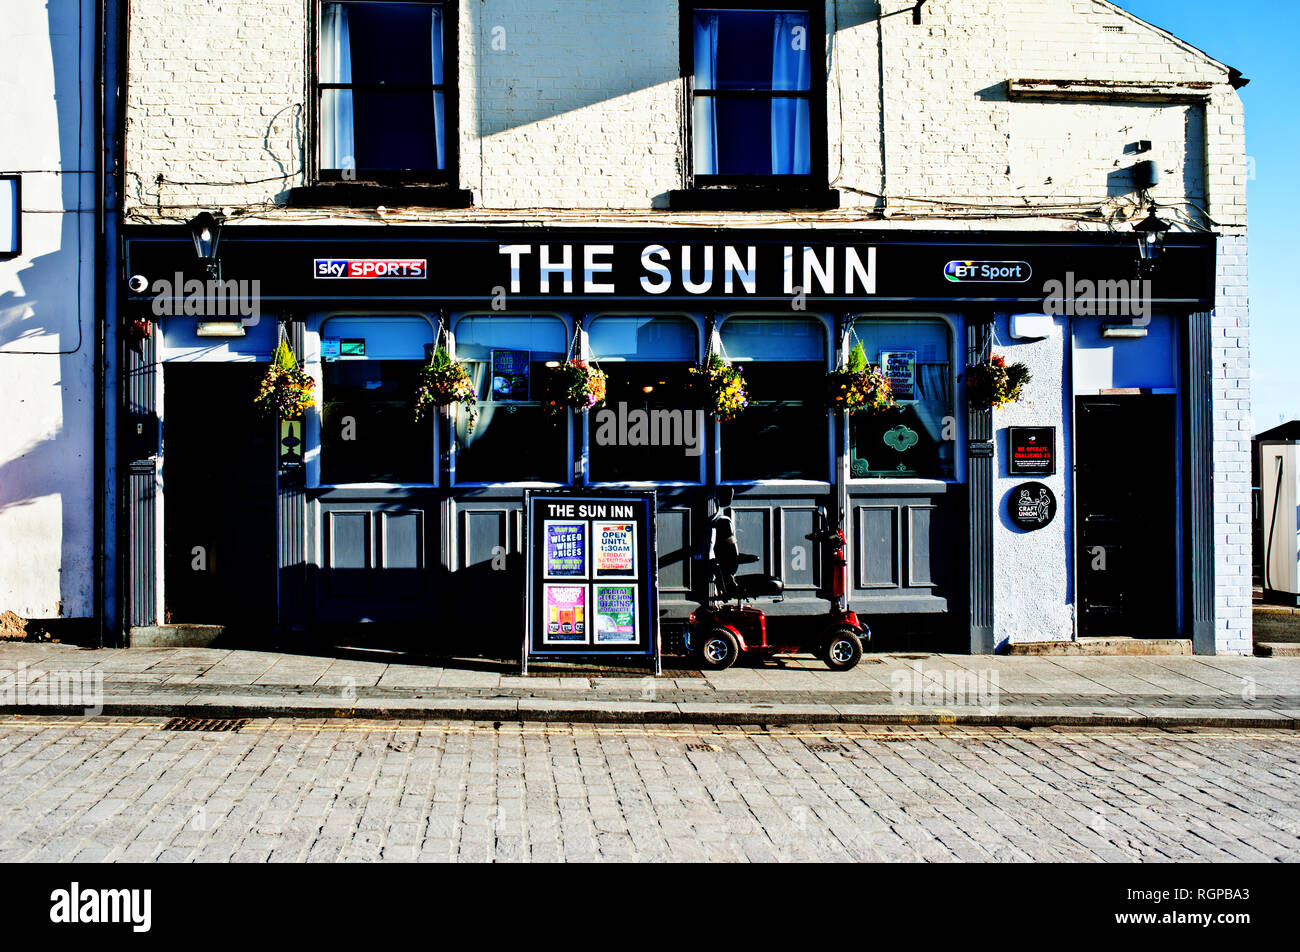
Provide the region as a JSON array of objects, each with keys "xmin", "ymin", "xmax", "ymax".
[
  {"xmin": 318, "ymin": 1, "xmax": 452, "ymax": 182},
  {"xmin": 688, "ymin": 4, "xmax": 816, "ymax": 181}
]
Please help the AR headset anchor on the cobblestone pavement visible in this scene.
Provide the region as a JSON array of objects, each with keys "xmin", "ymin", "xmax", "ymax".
[{"xmin": 0, "ymin": 718, "xmax": 1296, "ymax": 862}]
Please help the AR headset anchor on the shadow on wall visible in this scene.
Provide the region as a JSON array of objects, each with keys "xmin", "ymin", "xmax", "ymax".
[
  {"xmin": 0, "ymin": 0, "xmax": 93, "ymax": 623},
  {"xmin": 471, "ymin": 0, "xmax": 881, "ymax": 137}
]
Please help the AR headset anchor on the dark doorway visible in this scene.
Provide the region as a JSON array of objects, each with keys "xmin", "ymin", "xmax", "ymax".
[
  {"xmin": 1075, "ymin": 395, "xmax": 1179, "ymax": 636},
  {"xmin": 163, "ymin": 364, "xmax": 277, "ymax": 631}
]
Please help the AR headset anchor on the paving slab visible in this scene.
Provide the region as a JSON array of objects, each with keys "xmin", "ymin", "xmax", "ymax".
[{"xmin": 1, "ymin": 643, "xmax": 1297, "ymax": 728}]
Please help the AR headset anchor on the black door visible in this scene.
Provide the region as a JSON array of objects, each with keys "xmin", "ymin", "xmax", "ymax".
[
  {"xmin": 1075, "ymin": 395, "xmax": 1179, "ymax": 636},
  {"xmin": 163, "ymin": 364, "xmax": 277, "ymax": 631}
]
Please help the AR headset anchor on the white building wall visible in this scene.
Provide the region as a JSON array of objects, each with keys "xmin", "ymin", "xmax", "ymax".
[
  {"xmin": 0, "ymin": 0, "xmax": 97, "ymax": 620},
  {"xmin": 1214, "ymin": 235, "xmax": 1251, "ymax": 655},
  {"xmin": 120, "ymin": 0, "xmax": 1248, "ymax": 235},
  {"xmin": 992, "ymin": 315, "xmax": 1073, "ymax": 647}
]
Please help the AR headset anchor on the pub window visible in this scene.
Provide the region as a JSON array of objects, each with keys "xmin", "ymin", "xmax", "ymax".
[
  {"xmin": 452, "ymin": 315, "xmax": 569, "ymax": 485},
  {"xmin": 688, "ymin": 3, "xmax": 817, "ymax": 180},
  {"xmin": 320, "ymin": 317, "xmax": 435, "ymax": 484},
  {"xmin": 718, "ymin": 316, "xmax": 827, "ymax": 482},
  {"xmin": 318, "ymin": 1, "xmax": 452, "ymax": 182},
  {"xmin": 848, "ymin": 318, "xmax": 956, "ymax": 481},
  {"xmin": 587, "ymin": 316, "xmax": 702, "ymax": 484}
]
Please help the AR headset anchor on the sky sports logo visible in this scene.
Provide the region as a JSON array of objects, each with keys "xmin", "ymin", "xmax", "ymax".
[
  {"xmin": 944, "ymin": 260, "xmax": 1032, "ymax": 283},
  {"xmin": 313, "ymin": 259, "xmax": 427, "ymax": 278}
]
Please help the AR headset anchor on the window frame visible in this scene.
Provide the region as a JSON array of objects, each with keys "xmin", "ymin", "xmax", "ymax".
[
  {"xmin": 447, "ymin": 311, "xmax": 574, "ymax": 489},
  {"xmin": 306, "ymin": 312, "xmax": 440, "ymax": 489},
  {"xmin": 714, "ymin": 312, "xmax": 835, "ymax": 487},
  {"xmin": 679, "ymin": 0, "xmax": 828, "ymax": 191},
  {"xmin": 845, "ymin": 313, "xmax": 965, "ymax": 486},
  {"xmin": 582, "ymin": 312, "xmax": 707, "ymax": 488},
  {"xmin": 310, "ymin": 0, "xmax": 459, "ymax": 186}
]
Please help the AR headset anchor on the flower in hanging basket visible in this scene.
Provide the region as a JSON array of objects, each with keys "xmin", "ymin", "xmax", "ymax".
[
  {"xmin": 413, "ymin": 346, "xmax": 478, "ymax": 431},
  {"xmin": 254, "ymin": 339, "xmax": 316, "ymax": 419},
  {"xmin": 824, "ymin": 344, "xmax": 896, "ymax": 416},
  {"xmin": 686, "ymin": 351, "xmax": 748, "ymax": 422},
  {"xmin": 964, "ymin": 354, "xmax": 1031, "ymax": 410},
  {"xmin": 540, "ymin": 359, "xmax": 608, "ymax": 416}
]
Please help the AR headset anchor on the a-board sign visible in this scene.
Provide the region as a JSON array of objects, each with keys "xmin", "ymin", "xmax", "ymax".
[
  {"xmin": 1009, "ymin": 482, "xmax": 1057, "ymax": 532},
  {"xmin": 1008, "ymin": 426, "xmax": 1056, "ymax": 476},
  {"xmin": 524, "ymin": 490, "xmax": 659, "ymax": 673}
]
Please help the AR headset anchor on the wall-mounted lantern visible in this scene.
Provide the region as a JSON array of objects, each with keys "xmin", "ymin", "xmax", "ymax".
[
  {"xmin": 1133, "ymin": 208, "xmax": 1171, "ymax": 276},
  {"xmin": 188, "ymin": 211, "xmax": 225, "ymax": 279}
]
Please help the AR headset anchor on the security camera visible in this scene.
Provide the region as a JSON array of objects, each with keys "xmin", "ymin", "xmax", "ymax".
[{"xmin": 128, "ymin": 274, "xmax": 150, "ymax": 293}]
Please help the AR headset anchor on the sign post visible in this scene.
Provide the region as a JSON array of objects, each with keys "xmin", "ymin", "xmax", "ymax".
[{"xmin": 523, "ymin": 490, "xmax": 660, "ymax": 675}]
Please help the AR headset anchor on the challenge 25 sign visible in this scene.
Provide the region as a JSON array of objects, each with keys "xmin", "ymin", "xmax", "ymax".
[{"xmin": 524, "ymin": 491, "xmax": 660, "ymax": 673}]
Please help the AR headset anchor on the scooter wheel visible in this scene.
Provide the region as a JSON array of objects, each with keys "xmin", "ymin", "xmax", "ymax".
[
  {"xmin": 697, "ymin": 628, "xmax": 740, "ymax": 670},
  {"xmin": 823, "ymin": 627, "xmax": 863, "ymax": 671}
]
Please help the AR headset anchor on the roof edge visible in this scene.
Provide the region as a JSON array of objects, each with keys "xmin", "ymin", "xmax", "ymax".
[{"xmin": 1095, "ymin": 1, "xmax": 1247, "ymax": 86}]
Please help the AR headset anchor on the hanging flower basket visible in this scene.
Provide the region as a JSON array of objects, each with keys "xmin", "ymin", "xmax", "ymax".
[
  {"xmin": 412, "ymin": 346, "xmax": 478, "ymax": 432},
  {"xmin": 825, "ymin": 341, "xmax": 896, "ymax": 414},
  {"xmin": 540, "ymin": 359, "xmax": 607, "ymax": 416},
  {"xmin": 964, "ymin": 354, "xmax": 1031, "ymax": 410},
  {"xmin": 254, "ymin": 338, "xmax": 316, "ymax": 419},
  {"xmin": 686, "ymin": 351, "xmax": 748, "ymax": 422}
]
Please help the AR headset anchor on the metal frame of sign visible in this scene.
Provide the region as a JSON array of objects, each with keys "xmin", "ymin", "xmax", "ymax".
[
  {"xmin": 1007, "ymin": 426, "xmax": 1057, "ymax": 476},
  {"xmin": 0, "ymin": 175, "xmax": 20, "ymax": 259},
  {"xmin": 523, "ymin": 489, "xmax": 660, "ymax": 674}
]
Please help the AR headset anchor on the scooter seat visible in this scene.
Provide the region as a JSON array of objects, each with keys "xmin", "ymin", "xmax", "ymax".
[{"xmin": 734, "ymin": 574, "xmax": 785, "ymax": 597}]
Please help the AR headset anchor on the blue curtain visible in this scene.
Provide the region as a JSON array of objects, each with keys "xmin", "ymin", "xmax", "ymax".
[
  {"xmin": 431, "ymin": 6, "xmax": 445, "ymax": 169},
  {"xmin": 770, "ymin": 12, "xmax": 811, "ymax": 175},
  {"xmin": 320, "ymin": 3, "xmax": 355, "ymax": 171},
  {"xmin": 692, "ymin": 13, "xmax": 720, "ymax": 175}
]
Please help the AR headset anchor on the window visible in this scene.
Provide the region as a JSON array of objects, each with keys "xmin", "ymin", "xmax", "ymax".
[
  {"xmin": 317, "ymin": 1, "xmax": 452, "ymax": 182},
  {"xmin": 320, "ymin": 317, "xmax": 434, "ymax": 484},
  {"xmin": 587, "ymin": 317, "xmax": 702, "ymax": 483},
  {"xmin": 687, "ymin": 4, "xmax": 817, "ymax": 181},
  {"xmin": 718, "ymin": 317, "xmax": 827, "ymax": 481},
  {"xmin": 848, "ymin": 319, "xmax": 956, "ymax": 481},
  {"xmin": 452, "ymin": 315, "xmax": 569, "ymax": 484}
]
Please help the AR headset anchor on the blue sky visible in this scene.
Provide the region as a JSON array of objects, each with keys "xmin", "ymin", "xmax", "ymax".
[{"xmin": 1117, "ymin": 0, "xmax": 1298, "ymax": 433}]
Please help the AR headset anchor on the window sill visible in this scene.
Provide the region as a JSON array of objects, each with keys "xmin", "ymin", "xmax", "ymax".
[
  {"xmin": 666, "ymin": 187, "xmax": 840, "ymax": 212},
  {"xmin": 286, "ymin": 183, "xmax": 474, "ymax": 209}
]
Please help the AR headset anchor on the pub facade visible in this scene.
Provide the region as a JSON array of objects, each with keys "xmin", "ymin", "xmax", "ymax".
[{"xmin": 115, "ymin": 0, "xmax": 1252, "ymax": 655}]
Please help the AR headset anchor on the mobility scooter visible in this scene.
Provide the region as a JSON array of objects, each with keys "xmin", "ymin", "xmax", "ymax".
[{"xmin": 686, "ymin": 488, "xmax": 870, "ymax": 670}]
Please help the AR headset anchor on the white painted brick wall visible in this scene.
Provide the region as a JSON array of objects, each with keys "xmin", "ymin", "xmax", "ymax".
[
  {"xmin": 1214, "ymin": 235, "xmax": 1251, "ymax": 655},
  {"xmin": 122, "ymin": 0, "xmax": 1249, "ymax": 233}
]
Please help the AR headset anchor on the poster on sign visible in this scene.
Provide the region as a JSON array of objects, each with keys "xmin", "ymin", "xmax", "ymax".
[
  {"xmin": 880, "ymin": 350, "xmax": 917, "ymax": 401},
  {"xmin": 544, "ymin": 521, "xmax": 587, "ymax": 578},
  {"xmin": 491, "ymin": 350, "xmax": 530, "ymax": 401},
  {"xmin": 542, "ymin": 584, "xmax": 587, "ymax": 643},
  {"xmin": 593, "ymin": 585, "xmax": 638, "ymax": 644},
  {"xmin": 593, "ymin": 522, "xmax": 637, "ymax": 577}
]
